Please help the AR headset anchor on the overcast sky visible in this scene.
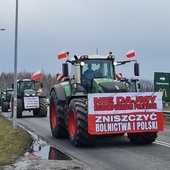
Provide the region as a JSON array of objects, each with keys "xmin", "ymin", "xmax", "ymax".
[{"xmin": 0, "ymin": 0, "xmax": 170, "ymax": 80}]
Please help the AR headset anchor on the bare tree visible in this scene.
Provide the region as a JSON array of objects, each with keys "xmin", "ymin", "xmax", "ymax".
[
  {"xmin": 0, "ymin": 71, "xmax": 57, "ymax": 97},
  {"xmin": 139, "ymin": 79, "xmax": 154, "ymax": 92}
]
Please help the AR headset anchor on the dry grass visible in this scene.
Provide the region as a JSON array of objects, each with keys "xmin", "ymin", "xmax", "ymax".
[{"xmin": 0, "ymin": 114, "xmax": 32, "ymax": 166}]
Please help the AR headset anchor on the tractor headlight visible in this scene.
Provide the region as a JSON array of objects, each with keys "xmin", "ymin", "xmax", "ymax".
[
  {"xmin": 80, "ymin": 62, "xmax": 85, "ymax": 66},
  {"xmin": 38, "ymin": 88, "xmax": 42, "ymax": 93},
  {"xmin": 25, "ymin": 93, "xmax": 30, "ymax": 96},
  {"xmin": 73, "ymin": 83, "xmax": 77, "ymax": 89},
  {"xmin": 113, "ymin": 62, "xmax": 117, "ymax": 66}
]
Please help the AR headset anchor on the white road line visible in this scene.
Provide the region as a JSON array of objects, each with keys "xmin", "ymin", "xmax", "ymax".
[{"xmin": 154, "ymin": 140, "xmax": 170, "ymax": 148}]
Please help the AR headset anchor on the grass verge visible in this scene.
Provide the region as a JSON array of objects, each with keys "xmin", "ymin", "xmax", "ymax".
[{"xmin": 0, "ymin": 114, "xmax": 33, "ymax": 167}]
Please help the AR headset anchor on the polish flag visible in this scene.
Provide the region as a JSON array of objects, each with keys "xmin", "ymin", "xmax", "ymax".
[
  {"xmin": 31, "ymin": 69, "xmax": 42, "ymax": 80},
  {"xmin": 56, "ymin": 73, "xmax": 65, "ymax": 82},
  {"xmin": 116, "ymin": 73, "xmax": 122, "ymax": 81},
  {"xmin": 126, "ymin": 49, "xmax": 135, "ymax": 58},
  {"xmin": 57, "ymin": 51, "xmax": 68, "ymax": 60}
]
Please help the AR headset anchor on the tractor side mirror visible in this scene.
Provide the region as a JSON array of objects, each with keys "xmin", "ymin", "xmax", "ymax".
[
  {"xmin": 134, "ymin": 63, "xmax": 140, "ymax": 76},
  {"xmin": 12, "ymin": 83, "xmax": 14, "ymax": 89},
  {"xmin": 138, "ymin": 83, "xmax": 141, "ymax": 89}
]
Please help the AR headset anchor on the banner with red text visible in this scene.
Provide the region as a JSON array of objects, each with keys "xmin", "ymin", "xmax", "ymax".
[{"xmin": 88, "ymin": 92, "xmax": 164, "ymax": 135}]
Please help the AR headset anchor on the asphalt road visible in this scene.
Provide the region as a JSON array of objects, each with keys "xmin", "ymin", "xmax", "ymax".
[{"xmin": 2, "ymin": 109, "xmax": 170, "ymax": 170}]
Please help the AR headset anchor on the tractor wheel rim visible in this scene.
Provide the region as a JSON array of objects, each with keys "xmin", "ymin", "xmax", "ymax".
[
  {"xmin": 51, "ymin": 101, "xmax": 57, "ymax": 127},
  {"xmin": 69, "ymin": 109, "xmax": 76, "ymax": 137}
]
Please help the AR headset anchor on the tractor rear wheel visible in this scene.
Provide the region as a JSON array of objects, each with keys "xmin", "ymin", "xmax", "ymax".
[
  {"xmin": 49, "ymin": 89, "xmax": 68, "ymax": 138},
  {"xmin": 127, "ymin": 132, "xmax": 157, "ymax": 144},
  {"xmin": 68, "ymin": 98, "xmax": 94, "ymax": 147}
]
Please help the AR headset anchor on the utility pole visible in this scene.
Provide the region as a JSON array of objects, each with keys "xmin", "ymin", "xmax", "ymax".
[
  {"xmin": 13, "ymin": 0, "xmax": 18, "ymax": 131},
  {"xmin": 0, "ymin": 28, "xmax": 6, "ymax": 112}
]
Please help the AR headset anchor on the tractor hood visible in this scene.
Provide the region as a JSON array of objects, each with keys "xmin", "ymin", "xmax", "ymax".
[{"xmin": 91, "ymin": 78, "xmax": 127, "ymax": 93}]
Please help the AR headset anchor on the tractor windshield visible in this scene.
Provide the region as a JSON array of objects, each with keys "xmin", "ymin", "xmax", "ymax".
[
  {"xmin": 81, "ymin": 59, "xmax": 115, "ymax": 91},
  {"xmin": 18, "ymin": 81, "xmax": 35, "ymax": 92},
  {"xmin": 81, "ymin": 59, "xmax": 115, "ymax": 79},
  {"xmin": 6, "ymin": 90, "xmax": 14, "ymax": 100}
]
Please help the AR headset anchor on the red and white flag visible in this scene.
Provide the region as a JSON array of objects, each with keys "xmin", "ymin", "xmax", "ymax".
[
  {"xmin": 57, "ymin": 51, "xmax": 68, "ymax": 60},
  {"xmin": 56, "ymin": 73, "xmax": 65, "ymax": 82},
  {"xmin": 126, "ymin": 49, "xmax": 135, "ymax": 58},
  {"xmin": 116, "ymin": 73, "xmax": 122, "ymax": 81},
  {"xmin": 31, "ymin": 69, "xmax": 42, "ymax": 80}
]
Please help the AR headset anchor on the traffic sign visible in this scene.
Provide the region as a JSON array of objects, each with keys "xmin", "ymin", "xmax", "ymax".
[{"xmin": 154, "ymin": 72, "xmax": 170, "ymax": 101}]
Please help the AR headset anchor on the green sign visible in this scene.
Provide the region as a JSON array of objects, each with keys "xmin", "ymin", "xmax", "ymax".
[{"xmin": 154, "ymin": 72, "xmax": 170, "ymax": 101}]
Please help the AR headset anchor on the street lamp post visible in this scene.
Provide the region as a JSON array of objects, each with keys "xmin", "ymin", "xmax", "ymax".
[
  {"xmin": 13, "ymin": 0, "xmax": 18, "ymax": 131},
  {"xmin": 0, "ymin": 28, "xmax": 5, "ymax": 113}
]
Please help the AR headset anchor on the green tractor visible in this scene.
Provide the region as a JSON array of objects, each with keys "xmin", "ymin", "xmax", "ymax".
[
  {"xmin": 120, "ymin": 77, "xmax": 140, "ymax": 92},
  {"xmin": 0, "ymin": 88, "xmax": 14, "ymax": 112},
  {"xmin": 11, "ymin": 79, "xmax": 47, "ymax": 118},
  {"xmin": 49, "ymin": 53, "xmax": 163, "ymax": 147}
]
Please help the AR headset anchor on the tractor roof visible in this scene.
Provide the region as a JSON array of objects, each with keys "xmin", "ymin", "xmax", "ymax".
[
  {"xmin": 80, "ymin": 54, "xmax": 108, "ymax": 59},
  {"xmin": 70, "ymin": 54, "xmax": 115, "ymax": 62},
  {"xmin": 17, "ymin": 79, "xmax": 39, "ymax": 83},
  {"xmin": 6, "ymin": 88, "xmax": 14, "ymax": 91},
  {"xmin": 17, "ymin": 79, "xmax": 32, "ymax": 82}
]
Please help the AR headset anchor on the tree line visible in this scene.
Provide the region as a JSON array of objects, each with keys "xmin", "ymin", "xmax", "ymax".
[
  {"xmin": 0, "ymin": 71, "xmax": 56, "ymax": 97},
  {"xmin": 0, "ymin": 71, "xmax": 154, "ymax": 97}
]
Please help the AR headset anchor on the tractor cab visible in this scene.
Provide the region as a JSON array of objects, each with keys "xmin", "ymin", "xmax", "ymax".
[
  {"xmin": 66, "ymin": 53, "xmax": 139, "ymax": 94},
  {"xmin": 16, "ymin": 79, "xmax": 43, "ymax": 97},
  {"xmin": 80, "ymin": 58, "xmax": 115, "ymax": 92}
]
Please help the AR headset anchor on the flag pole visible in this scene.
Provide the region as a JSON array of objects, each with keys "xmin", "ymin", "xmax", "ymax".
[{"xmin": 66, "ymin": 51, "xmax": 69, "ymax": 60}]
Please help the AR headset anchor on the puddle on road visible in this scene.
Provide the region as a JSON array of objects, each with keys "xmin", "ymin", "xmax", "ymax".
[
  {"xmin": 1, "ymin": 112, "xmax": 73, "ymax": 170},
  {"xmin": 25, "ymin": 131, "xmax": 72, "ymax": 160},
  {"xmin": 0, "ymin": 112, "xmax": 71, "ymax": 160},
  {"xmin": 5, "ymin": 141, "xmax": 72, "ymax": 170},
  {"xmin": 24, "ymin": 140, "xmax": 72, "ymax": 160}
]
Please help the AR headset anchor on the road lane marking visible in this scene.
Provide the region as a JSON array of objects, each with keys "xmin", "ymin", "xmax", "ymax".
[{"xmin": 154, "ymin": 140, "xmax": 170, "ymax": 148}]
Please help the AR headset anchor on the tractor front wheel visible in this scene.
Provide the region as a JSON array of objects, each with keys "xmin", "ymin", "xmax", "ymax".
[
  {"xmin": 11, "ymin": 98, "xmax": 22, "ymax": 118},
  {"xmin": 17, "ymin": 98, "xmax": 23, "ymax": 118},
  {"xmin": 39, "ymin": 98, "xmax": 47, "ymax": 117},
  {"xmin": 68, "ymin": 98, "xmax": 94, "ymax": 147}
]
